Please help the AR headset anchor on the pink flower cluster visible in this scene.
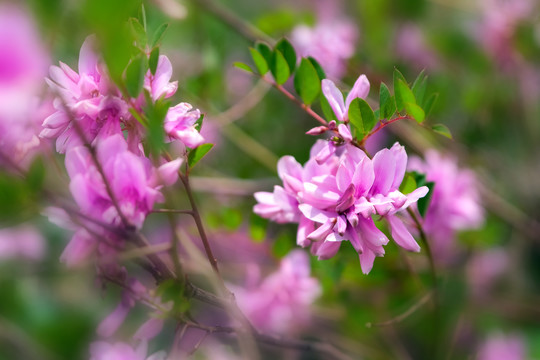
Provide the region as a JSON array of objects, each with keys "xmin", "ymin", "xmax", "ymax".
[
  {"xmin": 232, "ymin": 250, "xmax": 321, "ymax": 334},
  {"xmin": 408, "ymin": 151, "xmax": 484, "ymax": 260},
  {"xmin": 41, "ymin": 38, "xmax": 205, "ymax": 267},
  {"xmin": 0, "ymin": 5, "xmax": 52, "ymax": 169},
  {"xmin": 41, "ymin": 36, "xmax": 205, "ymax": 154},
  {"xmin": 254, "ymin": 140, "xmax": 428, "ymax": 274}
]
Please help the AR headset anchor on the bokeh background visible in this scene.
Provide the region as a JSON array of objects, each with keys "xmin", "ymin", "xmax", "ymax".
[{"xmin": 0, "ymin": 0, "xmax": 539, "ymax": 359}]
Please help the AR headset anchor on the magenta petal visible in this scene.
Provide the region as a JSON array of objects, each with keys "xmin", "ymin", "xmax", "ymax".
[
  {"xmin": 97, "ymin": 302, "xmax": 131, "ymax": 337},
  {"xmin": 277, "ymin": 156, "xmax": 303, "ymax": 183},
  {"xmin": 78, "ymin": 36, "xmax": 99, "ymax": 78},
  {"xmin": 298, "ymin": 204, "xmax": 333, "ymax": 223},
  {"xmin": 359, "ymin": 248, "xmax": 376, "ymax": 274},
  {"xmin": 307, "ymin": 218, "xmax": 335, "ymax": 242},
  {"xmin": 371, "ymin": 148, "xmax": 396, "ymax": 195},
  {"xmin": 297, "ymin": 216, "xmax": 314, "ymax": 247},
  {"xmin": 345, "ymin": 74, "xmax": 370, "ymax": 108},
  {"xmin": 387, "ymin": 215, "xmax": 420, "ymax": 252},
  {"xmin": 156, "ymin": 158, "xmax": 182, "ymax": 186},
  {"xmin": 321, "ymin": 79, "xmax": 346, "ymax": 121},
  {"xmin": 337, "ymin": 124, "xmax": 352, "ymax": 142},
  {"xmin": 60, "ymin": 230, "xmax": 95, "ymax": 267},
  {"xmin": 389, "ymin": 143, "xmax": 407, "ymax": 190},
  {"xmin": 134, "ymin": 318, "xmax": 164, "ymax": 341},
  {"xmin": 311, "ymin": 240, "xmax": 341, "ymax": 260}
]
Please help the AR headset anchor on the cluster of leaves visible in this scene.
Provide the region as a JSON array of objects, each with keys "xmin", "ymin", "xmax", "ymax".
[
  {"xmin": 236, "ymin": 39, "xmax": 451, "ymax": 144},
  {"xmin": 234, "ymin": 38, "xmax": 327, "ymax": 105}
]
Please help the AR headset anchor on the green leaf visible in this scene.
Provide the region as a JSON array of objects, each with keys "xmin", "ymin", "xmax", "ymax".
[
  {"xmin": 307, "ymin": 56, "xmax": 326, "ymax": 80},
  {"xmin": 432, "ymin": 124, "xmax": 453, "ymax": 139},
  {"xmin": 393, "ymin": 68, "xmax": 408, "ymax": 111},
  {"xmin": 151, "ymin": 23, "xmax": 169, "ymax": 47},
  {"xmin": 255, "ymin": 42, "xmax": 273, "ymax": 66},
  {"xmin": 320, "ymin": 94, "xmax": 336, "ymax": 121},
  {"xmin": 125, "ymin": 55, "xmax": 147, "ymax": 98},
  {"xmin": 221, "ymin": 207, "xmax": 242, "ymax": 230},
  {"xmin": 399, "ymin": 173, "xmax": 417, "ymax": 195},
  {"xmin": 424, "ymin": 93, "xmax": 439, "ymax": 116},
  {"xmin": 145, "ymin": 97, "xmax": 170, "ymax": 154},
  {"xmin": 404, "ymin": 102, "xmax": 425, "ymax": 123},
  {"xmin": 379, "ymin": 82, "xmax": 396, "ymax": 119},
  {"xmin": 128, "ymin": 17, "xmax": 147, "ymax": 48},
  {"xmin": 411, "ymin": 70, "xmax": 427, "ymax": 106},
  {"xmin": 275, "ymin": 38, "xmax": 297, "ymax": 73},
  {"xmin": 294, "ymin": 58, "xmax": 320, "ymax": 105},
  {"xmin": 348, "ymin": 98, "xmax": 377, "ymax": 137},
  {"xmin": 417, "ymin": 181, "xmax": 435, "ymax": 218},
  {"xmin": 270, "ymin": 49, "xmax": 290, "ymax": 85},
  {"xmin": 188, "ymin": 143, "xmax": 214, "ymax": 168},
  {"xmin": 233, "ymin": 61, "xmax": 253, "ymax": 73},
  {"xmin": 396, "ymin": 79, "xmax": 416, "ymax": 113},
  {"xmin": 249, "ymin": 213, "xmax": 267, "ymax": 243},
  {"xmin": 149, "ymin": 47, "xmax": 159, "ymax": 75},
  {"xmin": 249, "ymin": 47, "xmax": 268, "ymax": 75}
]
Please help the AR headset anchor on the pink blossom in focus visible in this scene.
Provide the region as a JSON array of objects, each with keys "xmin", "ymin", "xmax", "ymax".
[
  {"xmin": 305, "ymin": 75, "xmax": 370, "ymax": 162},
  {"xmin": 477, "ymin": 332, "xmax": 526, "ymax": 360},
  {"xmin": 0, "ymin": 5, "xmax": 52, "ymax": 168},
  {"xmin": 0, "ymin": 225, "xmax": 45, "ymax": 261},
  {"xmin": 90, "ymin": 340, "xmax": 166, "ymax": 360},
  {"xmin": 291, "ymin": 10, "xmax": 357, "ymax": 79},
  {"xmin": 231, "ymin": 250, "xmax": 321, "ymax": 334},
  {"xmin": 408, "ymin": 151, "xmax": 484, "ymax": 261},
  {"xmin": 254, "ymin": 141, "xmax": 428, "ymax": 274}
]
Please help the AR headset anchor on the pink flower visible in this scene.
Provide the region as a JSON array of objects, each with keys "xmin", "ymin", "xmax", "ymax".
[
  {"xmin": 59, "ymin": 134, "xmax": 181, "ymax": 266},
  {"xmin": 305, "ymin": 74, "xmax": 370, "ymax": 162},
  {"xmin": 395, "ymin": 24, "xmax": 439, "ymax": 71},
  {"xmin": 0, "ymin": 225, "xmax": 45, "ymax": 261},
  {"xmin": 163, "ymin": 102, "xmax": 205, "ymax": 148},
  {"xmin": 41, "ymin": 36, "xmax": 126, "ymax": 153},
  {"xmin": 90, "ymin": 341, "xmax": 166, "ymax": 360},
  {"xmin": 408, "ymin": 151, "xmax": 484, "ymax": 261},
  {"xmin": 0, "ymin": 5, "xmax": 52, "ymax": 168},
  {"xmin": 291, "ymin": 20, "xmax": 357, "ymax": 79},
  {"xmin": 254, "ymin": 141, "xmax": 428, "ymax": 274},
  {"xmin": 477, "ymin": 333, "xmax": 526, "ymax": 360},
  {"xmin": 232, "ymin": 250, "xmax": 321, "ymax": 334},
  {"xmin": 144, "ymin": 55, "xmax": 178, "ymax": 101},
  {"xmin": 466, "ymin": 248, "xmax": 508, "ymax": 298}
]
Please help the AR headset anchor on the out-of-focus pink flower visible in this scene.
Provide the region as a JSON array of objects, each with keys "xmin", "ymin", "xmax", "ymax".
[
  {"xmin": 58, "ymin": 134, "xmax": 181, "ymax": 266},
  {"xmin": 477, "ymin": 332, "xmax": 526, "ymax": 360},
  {"xmin": 395, "ymin": 24, "xmax": 439, "ymax": 71},
  {"xmin": 41, "ymin": 36, "xmax": 126, "ymax": 153},
  {"xmin": 90, "ymin": 340, "xmax": 166, "ymax": 360},
  {"xmin": 408, "ymin": 151, "xmax": 484, "ymax": 261},
  {"xmin": 42, "ymin": 37, "xmax": 196, "ymax": 154},
  {"xmin": 291, "ymin": 20, "xmax": 357, "ymax": 79},
  {"xmin": 231, "ymin": 250, "xmax": 321, "ymax": 334},
  {"xmin": 0, "ymin": 225, "xmax": 45, "ymax": 261},
  {"xmin": 0, "ymin": 5, "xmax": 52, "ymax": 169},
  {"xmin": 254, "ymin": 140, "xmax": 428, "ymax": 274},
  {"xmin": 477, "ymin": 0, "xmax": 533, "ymax": 68},
  {"xmin": 467, "ymin": 248, "xmax": 508, "ymax": 298}
]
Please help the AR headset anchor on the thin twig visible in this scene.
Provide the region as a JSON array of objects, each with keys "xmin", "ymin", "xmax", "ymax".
[{"xmin": 366, "ymin": 291, "xmax": 434, "ymax": 327}]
